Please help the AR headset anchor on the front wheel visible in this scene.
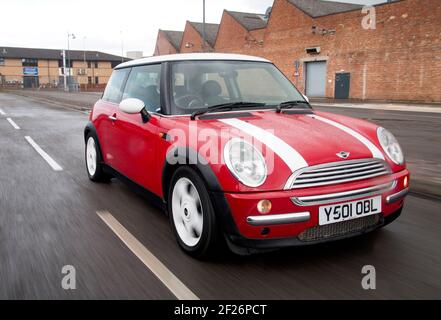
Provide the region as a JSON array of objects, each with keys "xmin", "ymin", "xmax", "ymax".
[
  {"xmin": 168, "ymin": 166, "xmax": 222, "ymax": 259},
  {"xmin": 85, "ymin": 134, "xmax": 111, "ymax": 182}
]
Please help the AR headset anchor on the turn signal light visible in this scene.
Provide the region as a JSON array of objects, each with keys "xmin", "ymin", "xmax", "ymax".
[
  {"xmin": 404, "ymin": 176, "xmax": 409, "ymax": 188},
  {"xmin": 257, "ymin": 200, "xmax": 272, "ymax": 214}
]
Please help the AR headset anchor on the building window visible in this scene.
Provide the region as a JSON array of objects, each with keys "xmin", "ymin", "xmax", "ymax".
[
  {"xmin": 58, "ymin": 59, "xmax": 73, "ymax": 68},
  {"xmin": 94, "ymin": 62, "xmax": 99, "ymax": 69},
  {"xmin": 0, "ymin": 58, "xmax": 5, "ymax": 66},
  {"xmin": 87, "ymin": 61, "xmax": 91, "ymax": 69},
  {"xmin": 88, "ymin": 77, "xmax": 92, "ymax": 84},
  {"xmin": 111, "ymin": 61, "xmax": 120, "ymax": 69},
  {"xmin": 95, "ymin": 77, "xmax": 99, "ymax": 84},
  {"xmin": 22, "ymin": 58, "xmax": 38, "ymax": 67}
]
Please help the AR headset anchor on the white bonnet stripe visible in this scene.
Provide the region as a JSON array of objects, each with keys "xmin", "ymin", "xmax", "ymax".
[
  {"xmin": 311, "ymin": 115, "xmax": 385, "ymax": 160},
  {"xmin": 220, "ymin": 118, "xmax": 308, "ymax": 172}
]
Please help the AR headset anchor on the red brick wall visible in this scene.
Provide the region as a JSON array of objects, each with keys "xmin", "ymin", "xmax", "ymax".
[
  {"xmin": 154, "ymin": 31, "xmax": 179, "ymax": 56},
  {"xmin": 260, "ymin": 0, "xmax": 441, "ymax": 102},
  {"xmin": 180, "ymin": 22, "xmax": 214, "ymax": 53},
  {"xmin": 215, "ymin": 11, "xmax": 265, "ymax": 53},
  {"xmin": 154, "ymin": 0, "xmax": 441, "ymax": 102}
]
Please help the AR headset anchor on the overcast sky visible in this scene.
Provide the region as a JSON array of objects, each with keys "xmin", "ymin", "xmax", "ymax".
[{"xmin": 0, "ymin": 0, "xmax": 386, "ymax": 57}]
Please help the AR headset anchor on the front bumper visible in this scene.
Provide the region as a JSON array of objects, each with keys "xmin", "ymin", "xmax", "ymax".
[{"xmin": 212, "ymin": 170, "xmax": 409, "ymax": 249}]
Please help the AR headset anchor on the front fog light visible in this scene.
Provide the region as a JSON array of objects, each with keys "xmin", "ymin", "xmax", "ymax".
[
  {"xmin": 404, "ymin": 176, "xmax": 409, "ymax": 188},
  {"xmin": 257, "ymin": 200, "xmax": 272, "ymax": 214}
]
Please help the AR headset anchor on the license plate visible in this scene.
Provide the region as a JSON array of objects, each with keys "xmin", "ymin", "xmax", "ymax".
[{"xmin": 319, "ymin": 196, "xmax": 382, "ymax": 226}]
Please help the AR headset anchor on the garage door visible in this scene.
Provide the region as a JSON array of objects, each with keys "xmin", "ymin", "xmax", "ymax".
[{"xmin": 305, "ymin": 61, "xmax": 327, "ymax": 97}]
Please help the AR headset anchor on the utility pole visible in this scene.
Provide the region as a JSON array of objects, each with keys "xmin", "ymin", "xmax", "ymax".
[
  {"xmin": 120, "ymin": 31, "xmax": 124, "ymax": 63},
  {"xmin": 83, "ymin": 36, "xmax": 87, "ymax": 91},
  {"xmin": 62, "ymin": 50, "xmax": 67, "ymax": 92},
  {"xmin": 66, "ymin": 33, "xmax": 76, "ymax": 91},
  {"xmin": 202, "ymin": 0, "xmax": 206, "ymax": 52}
]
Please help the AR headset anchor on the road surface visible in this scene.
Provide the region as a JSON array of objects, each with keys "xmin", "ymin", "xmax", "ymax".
[{"xmin": 0, "ymin": 92, "xmax": 440, "ymax": 299}]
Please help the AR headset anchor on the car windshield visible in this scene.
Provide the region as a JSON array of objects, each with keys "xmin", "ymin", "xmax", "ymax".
[{"xmin": 170, "ymin": 60, "xmax": 307, "ymax": 115}]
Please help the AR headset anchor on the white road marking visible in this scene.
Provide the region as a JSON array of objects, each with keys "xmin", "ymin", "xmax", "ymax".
[
  {"xmin": 310, "ymin": 115, "xmax": 385, "ymax": 160},
  {"xmin": 0, "ymin": 108, "xmax": 6, "ymax": 115},
  {"xmin": 96, "ymin": 210, "xmax": 199, "ymax": 300},
  {"xmin": 6, "ymin": 118, "xmax": 20, "ymax": 130},
  {"xmin": 220, "ymin": 118, "xmax": 308, "ymax": 172},
  {"xmin": 24, "ymin": 136, "xmax": 63, "ymax": 171}
]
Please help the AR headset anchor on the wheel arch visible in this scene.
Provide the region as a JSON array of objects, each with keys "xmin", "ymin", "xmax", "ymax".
[{"xmin": 162, "ymin": 147, "xmax": 223, "ymax": 205}]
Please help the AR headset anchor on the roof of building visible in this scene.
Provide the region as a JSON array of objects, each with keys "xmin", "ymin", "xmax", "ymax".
[
  {"xmin": 189, "ymin": 22, "xmax": 220, "ymax": 47},
  {"xmin": 116, "ymin": 53, "xmax": 270, "ymax": 69},
  {"xmin": 0, "ymin": 46, "xmax": 128, "ymax": 62},
  {"xmin": 287, "ymin": 0, "xmax": 363, "ymax": 18},
  {"xmin": 161, "ymin": 30, "xmax": 184, "ymax": 51},
  {"xmin": 226, "ymin": 10, "xmax": 268, "ymax": 31}
]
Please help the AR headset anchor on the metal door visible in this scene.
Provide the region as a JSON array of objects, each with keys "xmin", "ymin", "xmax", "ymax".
[
  {"xmin": 335, "ymin": 73, "xmax": 351, "ymax": 99},
  {"xmin": 305, "ymin": 61, "xmax": 327, "ymax": 97}
]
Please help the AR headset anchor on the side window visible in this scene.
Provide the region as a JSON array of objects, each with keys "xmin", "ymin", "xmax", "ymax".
[
  {"xmin": 102, "ymin": 69, "xmax": 129, "ymax": 104},
  {"xmin": 122, "ymin": 64, "xmax": 162, "ymax": 113}
]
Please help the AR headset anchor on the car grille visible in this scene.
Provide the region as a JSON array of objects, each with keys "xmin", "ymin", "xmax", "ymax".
[
  {"xmin": 286, "ymin": 159, "xmax": 391, "ymax": 189},
  {"xmin": 298, "ymin": 214, "xmax": 381, "ymax": 242}
]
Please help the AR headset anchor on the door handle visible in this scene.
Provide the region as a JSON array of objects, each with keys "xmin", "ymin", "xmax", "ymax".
[{"xmin": 108, "ymin": 115, "xmax": 117, "ymax": 121}]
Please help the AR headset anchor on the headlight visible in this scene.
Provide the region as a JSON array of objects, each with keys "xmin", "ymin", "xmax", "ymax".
[
  {"xmin": 377, "ymin": 127, "xmax": 404, "ymax": 165},
  {"xmin": 224, "ymin": 138, "xmax": 267, "ymax": 187}
]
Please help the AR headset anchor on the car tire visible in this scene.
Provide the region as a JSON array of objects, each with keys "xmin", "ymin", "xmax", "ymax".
[
  {"xmin": 85, "ymin": 133, "xmax": 111, "ymax": 183},
  {"xmin": 168, "ymin": 166, "xmax": 222, "ymax": 259}
]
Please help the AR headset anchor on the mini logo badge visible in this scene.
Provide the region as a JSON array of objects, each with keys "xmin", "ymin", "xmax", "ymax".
[{"xmin": 337, "ymin": 151, "xmax": 350, "ymax": 159}]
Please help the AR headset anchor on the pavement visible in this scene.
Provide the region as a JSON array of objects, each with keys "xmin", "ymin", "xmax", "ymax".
[{"xmin": 0, "ymin": 91, "xmax": 440, "ymax": 299}]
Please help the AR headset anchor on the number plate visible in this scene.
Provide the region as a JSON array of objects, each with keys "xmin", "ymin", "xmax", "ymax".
[{"xmin": 319, "ymin": 196, "xmax": 382, "ymax": 226}]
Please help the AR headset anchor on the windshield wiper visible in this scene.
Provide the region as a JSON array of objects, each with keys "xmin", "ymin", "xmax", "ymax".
[
  {"xmin": 276, "ymin": 100, "xmax": 311, "ymax": 113},
  {"xmin": 191, "ymin": 102, "xmax": 266, "ymax": 120}
]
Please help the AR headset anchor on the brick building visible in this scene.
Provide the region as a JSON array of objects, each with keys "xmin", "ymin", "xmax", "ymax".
[
  {"xmin": 179, "ymin": 21, "xmax": 220, "ymax": 53},
  {"xmin": 154, "ymin": 30, "xmax": 184, "ymax": 56},
  {"xmin": 0, "ymin": 46, "xmax": 127, "ymax": 89},
  {"xmin": 154, "ymin": 0, "xmax": 441, "ymax": 103}
]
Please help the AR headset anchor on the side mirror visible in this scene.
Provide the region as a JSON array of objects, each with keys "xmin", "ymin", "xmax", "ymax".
[
  {"xmin": 119, "ymin": 98, "xmax": 151, "ymax": 123},
  {"xmin": 119, "ymin": 98, "xmax": 145, "ymax": 114},
  {"xmin": 302, "ymin": 94, "xmax": 310, "ymax": 103}
]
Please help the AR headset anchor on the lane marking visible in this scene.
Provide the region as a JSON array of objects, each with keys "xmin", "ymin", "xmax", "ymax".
[
  {"xmin": 220, "ymin": 118, "xmax": 308, "ymax": 172},
  {"xmin": 96, "ymin": 210, "xmax": 199, "ymax": 300},
  {"xmin": 0, "ymin": 108, "xmax": 5, "ymax": 115},
  {"xmin": 6, "ymin": 118, "xmax": 20, "ymax": 130},
  {"xmin": 310, "ymin": 115, "xmax": 385, "ymax": 160},
  {"xmin": 24, "ymin": 136, "xmax": 63, "ymax": 171}
]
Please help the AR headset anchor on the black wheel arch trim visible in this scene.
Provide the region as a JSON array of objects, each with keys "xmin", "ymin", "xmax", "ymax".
[{"xmin": 162, "ymin": 146, "xmax": 241, "ymax": 237}]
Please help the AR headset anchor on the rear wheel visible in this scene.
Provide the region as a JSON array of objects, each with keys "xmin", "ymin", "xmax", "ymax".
[
  {"xmin": 168, "ymin": 166, "xmax": 222, "ymax": 259},
  {"xmin": 85, "ymin": 133, "xmax": 111, "ymax": 182}
]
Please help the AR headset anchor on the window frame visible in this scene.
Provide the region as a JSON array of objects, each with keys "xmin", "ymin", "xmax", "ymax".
[
  {"xmin": 102, "ymin": 68, "xmax": 130, "ymax": 104},
  {"xmin": 121, "ymin": 63, "xmax": 162, "ymax": 113}
]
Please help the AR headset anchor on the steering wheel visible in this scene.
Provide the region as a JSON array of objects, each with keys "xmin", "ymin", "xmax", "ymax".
[{"xmin": 175, "ymin": 94, "xmax": 204, "ymax": 109}]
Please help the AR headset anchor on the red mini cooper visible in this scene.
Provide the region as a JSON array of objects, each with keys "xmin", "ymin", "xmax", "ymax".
[{"xmin": 85, "ymin": 53, "xmax": 409, "ymax": 258}]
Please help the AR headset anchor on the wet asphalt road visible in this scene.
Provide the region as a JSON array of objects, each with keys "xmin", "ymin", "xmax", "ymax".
[{"xmin": 0, "ymin": 92, "xmax": 440, "ymax": 299}]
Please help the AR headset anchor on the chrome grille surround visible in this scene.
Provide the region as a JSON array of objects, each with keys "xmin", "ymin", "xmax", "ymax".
[
  {"xmin": 298, "ymin": 214, "xmax": 381, "ymax": 242},
  {"xmin": 284, "ymin": 158, "xmax": 391, "ymax": 190},
  {"xmin": 292, "ymin": 181, "xmax": 397, "ymax": 206}
]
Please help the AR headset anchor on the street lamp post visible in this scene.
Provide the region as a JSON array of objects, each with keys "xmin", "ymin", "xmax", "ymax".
[
  {"xmin": 65, "ymin": 32, "xmax": 76, "ymax": 92},
  {"xmin": 83, "ymin": 36, "xmax": 87, "ymax": 91},
  {"xmin": 202, "ymin": 0, "xmax": 206, "ymax": 52}
]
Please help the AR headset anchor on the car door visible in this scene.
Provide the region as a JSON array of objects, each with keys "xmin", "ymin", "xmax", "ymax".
[
  {"xmin": 110, "ymin": 64, "xmax": 163, "ymax": 191},
  {"xmin": 98, "ymin": 68, "xmax": 130, "ymax": 167}
]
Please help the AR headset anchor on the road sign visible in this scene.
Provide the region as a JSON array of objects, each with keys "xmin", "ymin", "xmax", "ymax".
[{"xmin": 23, "ymin": 67, "xmax": 38, "ymax": 76}]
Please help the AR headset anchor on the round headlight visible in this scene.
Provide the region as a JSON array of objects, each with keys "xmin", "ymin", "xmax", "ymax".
[
  {"xmin": 377, "ymin": 127, "xmax": 404, "ymax": 165},
  {"xmin": 224, "ymin": 138, "xmax": 267, "ymax": 187}
]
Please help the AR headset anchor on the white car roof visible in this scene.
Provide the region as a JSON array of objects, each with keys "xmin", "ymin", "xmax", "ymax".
[{"xmin": 116, "ymin": 53, "xmax": 271, "ymax": 69}]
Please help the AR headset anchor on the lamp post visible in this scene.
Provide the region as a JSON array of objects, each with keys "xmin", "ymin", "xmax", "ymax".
[
  {"xmin": 202, "ymin": 0, "xmax": 206, "ymax": 52},
  {"xmin": 65, "ymin": 32, "xmax": 76, "ymax": 91},
  {"xmin": 83, "ymin": 36, "xmax": 87, "ymax": 91}
]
